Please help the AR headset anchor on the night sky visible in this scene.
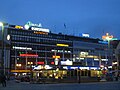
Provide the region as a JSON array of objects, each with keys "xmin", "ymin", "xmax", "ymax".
[{"xmin": 0, "ymin": 0, "xmax": 120, "ymax": 39}]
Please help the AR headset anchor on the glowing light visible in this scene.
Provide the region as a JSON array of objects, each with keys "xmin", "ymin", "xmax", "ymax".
[
  {"xmin": 11, "ymin": 70, "xmax": 30, "ymax": 73},
  {"xmin": 37, "ymin": 62, "xmax": 44, "ymax": 65},
  {"xmin": 15, "ymin": 25, "xmax": 23, "ymax": 29},
  {"xmin": 28, "ymin": 62, "xmax": 33, "ymax": 65},
  {"xmin": 51, "ymin": 62, "xmax": 54, "ymax": 64},
  {"xmin": 7, "ymin": 35, "xmax": 10, "ymax": 40},
  {"xmin": 13, "ymin": 46, "xmax": 32, "ymax": 50},
  {"xmin": 20, "ymin": 54, "xmax": 38, "ymax": 57},
  {"xmin": 61, "ymin": 59, "xmax": 73, "ymax": 65},
  {"xmin": 34, "ymin": 31, "xmax": 48, "ymax": 35},
  {"xmin": 82, "ymin": 33, "xmax": 89, "ymax": 37},
  {"xmin": 0, "ymin": 22, "xmax": 3, "ymax": 26},
  {"xmin": 24, "ymin": 24, "xmax": 29, "ymax": 29},
  {"xmin": 52, "ymin": 55, "xmax": 60, "ymax": 59},
  {"xmin": 31, "ymin": 27, "xmax": 49, "ymax": 32},
  {"xmin": 56, "ymin": 44, "xmax": 69, "ymax": 47},
  {"xmin": 16, "ymin": 64, "xmax": 22, "ymax": 67},
  {"xmin": 102, "ymin": 33, "xmax": 113, "ymax": 41}
]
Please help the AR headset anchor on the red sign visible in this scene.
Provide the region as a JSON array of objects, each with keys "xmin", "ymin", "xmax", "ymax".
[
  {"xmin": 37, "ymin": 62, "xmax": 44, "ymax": 65},
  {"xmin": 51, "ymin": 62, "xmax": 54, "ymax": 65},
  {"xmin": 20, "ymin": 54, "xmax": 38, "ymax": 57}
]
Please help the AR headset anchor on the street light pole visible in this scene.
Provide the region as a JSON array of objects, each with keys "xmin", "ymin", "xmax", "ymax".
[
  {"xmin": 102, "ymin": 33, "xmax": 114, "ymax": 67},
  {"xmin": 0, "ymin": 22, "xmax": 5, "ymax": 74}
]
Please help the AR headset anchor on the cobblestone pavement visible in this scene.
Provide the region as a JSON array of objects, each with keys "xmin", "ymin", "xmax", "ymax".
[{"xmin": 0, "ymin": 80, "xmax": 120, "ymax": 90}]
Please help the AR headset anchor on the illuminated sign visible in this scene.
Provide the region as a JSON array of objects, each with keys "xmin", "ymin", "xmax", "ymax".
[
  {"xmin": 94, "ymin": 59, "xmax": 99, "ymax": 61},
  {"xmin": 61, "ymin": 59, "xmax": 73, "ymax": 65},
  {"xmin": 94, "ymin": 58, "xmax": 108, "ymax": 61},
  {"xmin": 24, "ymin": 21, "xmax": 49, "ymax": 32},
  {"xmin": 80, "ymin": 52, "xmax": 88, "ymax": 56},
  {"xmin": 102, "ymin": 33, "xmax": 113, "ymax": 41},
  {"xmin": 24, "ymin": 21, "xmax": 42, "ymax": 29},
  {"xmin": 52, "ymin": 55, "xmax": 60, "ymax": 59},
  {"xmin": 82, "ymin": 33, "xmax": 89, "ymax": 37},
  {"xmin": 101, "ymin": 59, "xmax": 108, "ymax": 61},
  {"xmin": 15, "ymin": 25, "xmax": 24, "ymax": 29},
  {"xmin": 56, "ymin": 44, "xmax": 69, "ymax": 47},
  {"xmin": 63, "ymin": 66, "xmax": 99, "ymax": 70},
  {"xmin": 44, "ymin": 65, "xmax": 52, "ymax": 69},
  {"xmin": 51, "ymin": 62, "xmax": 54, "ymax": 65},
  {"xmin": 31, "ymin": 27, "xmax": 49, "ymax": 32},
  {"xmin": 37, "ymin": 62, "xmax": 44, "ymax": 65},
  {"xmin": 79, "ymin": 67, "xmax": 89, "ymax": 70},
  {"xmin": 89, "ymin": 67, "xmax": 98, "ymax": 70},
  {"xmin": 13, "ymin": 46, "xmax": 32, "ymax": 50},
  {"xmin": 11, "ymin": 70, "xmax": 30, "ymax": 73},
  {"xmin": 20, "ymin": 54, "xmax": 38, "ymax": 57},
  {"xmin": 34, "ymin": 31, "xmax": 48, "ymax": 35},
  {"xmin": 51, "ymin": 49, "xmax": 71, "ymax": 53},
  {"xmin": 33, "ymin": 65, "xmax": 52, "ymax": 70}
]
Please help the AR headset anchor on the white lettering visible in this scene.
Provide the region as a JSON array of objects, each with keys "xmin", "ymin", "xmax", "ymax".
[
  {"xmin": 13, "ymin": 46, "xmax": 32, "ymax": 50},
  {"xmin": 31, "ymin": 27, "xmax": 49, "ymax": 32}
]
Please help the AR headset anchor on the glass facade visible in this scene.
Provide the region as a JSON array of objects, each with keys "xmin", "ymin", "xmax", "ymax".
[
  {"xmin": 7, "ymin": 27, "xmax": 73, "ymax": 70},
  {"xmin": 3, "ymin": 25, "xmax": 113, "ymax": 80}
]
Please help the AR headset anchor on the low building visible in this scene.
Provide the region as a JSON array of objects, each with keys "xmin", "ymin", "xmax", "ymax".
[{"xmin": 0, "ymin": 22, "xmax": 115, "ymax": 80}]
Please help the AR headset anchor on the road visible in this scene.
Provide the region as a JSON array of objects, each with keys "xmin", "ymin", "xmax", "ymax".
[{"xmin": 0, "ymin": 80, "xmax": 120, "ymax": 90}]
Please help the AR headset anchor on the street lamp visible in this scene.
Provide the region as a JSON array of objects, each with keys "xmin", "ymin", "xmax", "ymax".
[
  {"xmin": 102, "ymin": 33, "xmax": 114, "ymax": 66},
  {"xmin": 0, "ymin": 22, "xmax": 5, "ymax": 74},
  {"xmin": 0, "ymin": 22, "xmax": 9, "ymax": 74}
]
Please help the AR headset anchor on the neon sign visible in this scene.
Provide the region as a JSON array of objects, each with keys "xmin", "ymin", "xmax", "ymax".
[
  {"xmin": 24, "ymin": 21, "xmax": 49, "ymax": 32},
  {"xmin": 24, "ymin": 21, "xmax": 42, "ymax": 29},
  {"xmin": 51, "ymin": 62, "xmax": 54, "ymax": 65},
  {"xmin": 37, "ymin": 62, "xmax": 44, "ymax": 65},
  {"xmin": 56, "ymin": 44, "xmax": 69, "ymax": 47},
  {"xmin": 20, "ymin": 54, "xmax": 38, "ymax": 57},
  {"xmin": 102, "ymin": 33, "xmax": 113, "ymax": 41},
  {"xmin": 13, "ymin": 46, "xmax": 32, "ymax": 50},
  {"xmin": 31, "ymin": 27, "xmax": 49, "ymax": 32},
  {"xmin": 52, "ymin": 55, "xmax": 60, "ymax": 59},
  {"xmin": 61, "ymin": 60, "xmax": 73, "ymax": 65},
  {"xmin": 82, "ymin": 33, "xmax": 89, "ymax": 37},
  {"xmin": 15, "ymin": 25, "xmax": 24, "ymax": 29},
  {"xmin": 34, "ymin": 31, "xmax": 48, "ymax": 35}
]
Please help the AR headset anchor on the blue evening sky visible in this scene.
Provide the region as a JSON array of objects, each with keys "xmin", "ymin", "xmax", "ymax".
[{"xmin": 0, "ymin": 0, "xmax": 120, "ymax": 39}]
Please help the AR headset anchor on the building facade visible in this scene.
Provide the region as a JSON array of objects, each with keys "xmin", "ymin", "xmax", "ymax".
[{"xmin": 0, "ymin": 22, "xmax": 115, "ymax": 79}]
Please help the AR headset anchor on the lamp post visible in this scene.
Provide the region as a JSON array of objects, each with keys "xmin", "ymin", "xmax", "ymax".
[
  {"xmin": 0, "ymin": 22, "xmax": 5, "ymax": 74},
  {"xmin": 102, "ymin": 33, "xmax": 114, "ymax": 67},
  {"xmin": 0, "ymin": 22, "xmax": 9, "ymax": 74}
]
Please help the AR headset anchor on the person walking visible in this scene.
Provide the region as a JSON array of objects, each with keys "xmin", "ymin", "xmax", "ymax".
[{"xmin": 0, "ymin": 74, "xmax": 7, "ymax": 87}]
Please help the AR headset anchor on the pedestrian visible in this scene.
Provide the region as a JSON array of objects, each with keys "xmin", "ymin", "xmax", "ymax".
[{"xmin": 0, "ymin": 74, "xmax": 7, "ymax": 87}]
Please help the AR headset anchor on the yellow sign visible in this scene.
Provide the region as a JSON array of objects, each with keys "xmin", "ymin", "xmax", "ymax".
[
  {"xmin": 57, "ymin": 44, "xmax": 69, "ymax": 47},
  {"xmin": 11, "ymin": 70, "xmax": 31, "ymax": 73},
  {"xmin": 52, "ymin": 55, "xmax": 60, "ymax": 58},
  {"xmin": 15, "ymin": 25, "xmax": 23, "ymax": 29}
]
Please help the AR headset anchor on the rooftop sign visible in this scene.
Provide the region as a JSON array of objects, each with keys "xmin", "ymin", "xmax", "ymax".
[
  {"xmin": 24, "ymin": 21, "xmax": 49, "ymax": 32},
  {"xmin": 24, "ymin": 21, "xmax": 42, "ymax": 29}
]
